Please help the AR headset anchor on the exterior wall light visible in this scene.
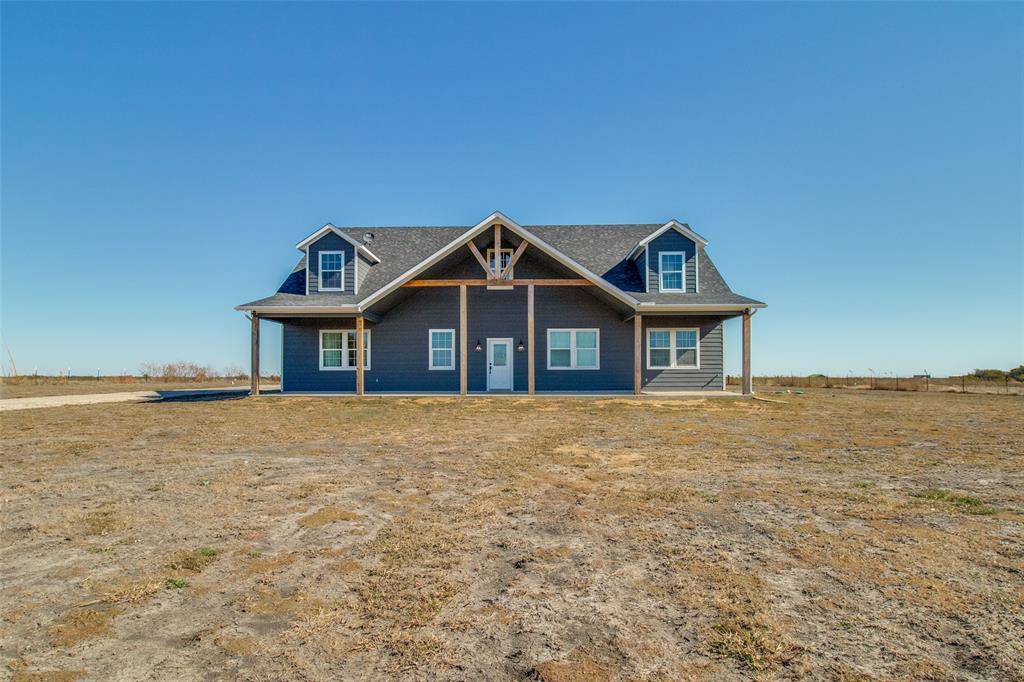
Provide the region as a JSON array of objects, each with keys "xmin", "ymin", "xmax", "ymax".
[
  {"xmin": 516, "ymin": 340, "xmax": 525, "ymax": 352},
  {"xmin": 474, "ymin": 340, "xmax": 482, "ymax": 352}
]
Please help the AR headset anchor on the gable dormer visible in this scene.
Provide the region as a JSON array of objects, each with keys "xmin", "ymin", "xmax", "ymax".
[
  {"xmin": 296, "ymin": 224, "xmax": 381, "ymax": 295},
  {"xmin": 628, "ymin": 220, "xmax": 707, "ymax": 294}
]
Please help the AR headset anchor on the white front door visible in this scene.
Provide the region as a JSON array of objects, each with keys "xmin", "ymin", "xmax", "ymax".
[{"xmin": 486, "ymin": 338, "xmax": 513, "ymax": 391}]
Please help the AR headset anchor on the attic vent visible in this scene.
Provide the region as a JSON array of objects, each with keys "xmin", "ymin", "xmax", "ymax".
[{"xmin": 362, "ymin": 232, "xmax": 375, "ymax": 244}]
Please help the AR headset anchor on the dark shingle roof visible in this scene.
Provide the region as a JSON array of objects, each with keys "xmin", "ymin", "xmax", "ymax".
[{"xmin": 237, "ymin": 223, "xmax": 764, "ymax": 310}]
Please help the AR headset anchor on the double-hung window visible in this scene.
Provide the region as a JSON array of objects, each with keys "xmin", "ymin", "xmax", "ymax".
[
  {"xmin": 547, "ymin": 329, "xmax": 599, "ymax": 370},
  {"xmin": 659, "ymin": 252, "xmax": 685, "ymax": 292},
  {"xmin": 647, "ymin": 328, "xmax": 699, "ymax": 369},
  {"xmin": 319, "ymin": 251, "xmax": 345, "ymax": 291},
  {"xmin": 320, "ymin": 329, "xmax": 370, "ymax": 370},
  {"xmin": 429, "ymin": 329, "xmax": 455, "ymax": 370}
]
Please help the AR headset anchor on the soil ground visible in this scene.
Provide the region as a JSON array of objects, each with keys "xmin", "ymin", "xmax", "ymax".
[
  {"xmin": 0, "ymin": 379, "xmax": 253, "ymax": 400},
  {"xmin": 1, "ymin": 390, "xmax": 1021, "ymax": 681}
]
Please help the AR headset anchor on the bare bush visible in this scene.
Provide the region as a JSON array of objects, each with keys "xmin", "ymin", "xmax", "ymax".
[
  {"xmin": 222, "ymin": 365, "xmax": 248, "ymax": 380},
  {"xmin": 138, "ymin": 361, "xmax": 218, "ymax": 382}
]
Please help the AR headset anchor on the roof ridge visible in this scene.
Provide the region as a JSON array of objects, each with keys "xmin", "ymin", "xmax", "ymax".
[{"xmin": 332, "ymin": 223, "xmax": 664, "ymax": 230}]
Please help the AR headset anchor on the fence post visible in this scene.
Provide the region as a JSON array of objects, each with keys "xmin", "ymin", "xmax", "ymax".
[
  {"xmin": 925, "ymin": 376, "xmax": 929, "ymax": 392},
  {"xmin": 961, "ymin": 375, "xmax": 966, "ymax": 393},
  {"xmin": 895, "ymin": 376, "xmax": 899, "ymax": 391}
]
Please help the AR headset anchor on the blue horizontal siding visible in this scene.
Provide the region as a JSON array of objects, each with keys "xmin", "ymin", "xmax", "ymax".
[
  {"xmin": 280, "ymin": 247, "xmax": 727, "ymax": 393},
  {"xmin": 647, "ymin": 229, "xmax": 697, "ymax": 293},
  {"xmin": 307, "ymin": 233, "xmax": 355, "ymax": 294}
]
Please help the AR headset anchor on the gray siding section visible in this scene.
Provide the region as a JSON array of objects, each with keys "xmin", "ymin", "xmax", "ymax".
[
  {"xmin": 646, "ymin": 230, "xmax": 697, "ymax": 293},
  {"xmin": 306, "ymin": 233, "xmax": 355, "ymax": 294},
  {"xmin": 642, "ymin": 316, "xmax": 725, "ymax": 391}
]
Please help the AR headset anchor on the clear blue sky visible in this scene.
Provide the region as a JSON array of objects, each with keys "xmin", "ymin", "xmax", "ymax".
[{"xmin": 2, "ymin": 2, "xmax": 1021, "ymax": 378}]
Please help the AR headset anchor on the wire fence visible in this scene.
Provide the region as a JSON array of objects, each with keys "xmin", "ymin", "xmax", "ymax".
[{"xmin": 726, "ymin": 375, "xmax": 1024, "ymax": 395}]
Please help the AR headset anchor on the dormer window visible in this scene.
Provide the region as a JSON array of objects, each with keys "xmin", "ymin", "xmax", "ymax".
[
  {"xmin": 659, "ymin": 252, "xmax": 685, "ymax": 292},
  {"xmin": 319, "ymin": 251, "xmax": 344, "ymax": 291}
]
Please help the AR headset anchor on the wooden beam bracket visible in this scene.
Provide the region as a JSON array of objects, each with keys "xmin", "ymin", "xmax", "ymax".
[
  {"xmin": 466, "ymin": 241, "xmax": 492, "ymax": 277},
  {"xmin": 501, "ymin": 240, "xmax": 529, "ymax": 280}
]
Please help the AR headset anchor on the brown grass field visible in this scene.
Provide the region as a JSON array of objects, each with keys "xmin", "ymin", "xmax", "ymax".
[
  {"xmin": 0, "ymin": 378, "xmax": 255, "ymax": 400},
  {"xmin": 1, "ymin": 390, "xmax": 1021, "ymax": 681}
]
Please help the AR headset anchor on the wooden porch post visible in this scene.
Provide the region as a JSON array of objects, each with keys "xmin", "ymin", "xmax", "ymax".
[
  {"xmin": 527, "ymin": 284, "xmax": 535, "ymax": 395},
  {"xmin": 250, "ymin": 313, "xmax": 260, "ymax": 397},
  {"xmin": 633, "ymin": 313, "xmax": 642, "ymax": 396},
  {"xmin": 742, "ymin": 311, "xmax": 752, "ymax": 395},
  {"xmin": 355, "ymin": 315, "xmax": 365, "ymax": 395},
  {"xmin": 459, "ymin": 284, "xmax": 468, "ymax": 395}
]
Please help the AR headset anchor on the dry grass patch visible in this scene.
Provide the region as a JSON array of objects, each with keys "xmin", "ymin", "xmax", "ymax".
[
  {"xmin": 9, "ymin": 669, "xmax": 85, "ymax": 682},
  {"xmin": 48, "ymin": 607, "xmax": 121, "ymax": 647},
  {"xmin": 76, "ymin": 509, "xmax": 122, "ymax": 537},
  {"xmin": 297, "ymin": 506, "xmax": 361, "ymax": 528},
  {"xmin": 244, "ymin": 551, "xmax": 299, "ymax": 575},
  {"xmin": 911, "ymin": 488, "xmax": 998, "ymax": 515},
  {"xmin": 167, "ymin": 547, "xmax": 221, "ymax": 572},
  {"xmin": 527, "ymin": 653, "xmax": 615, "ymax": 682},
  {"xmin": 83, "ymin": 576, "xmax": 164, "ymax": 605}
]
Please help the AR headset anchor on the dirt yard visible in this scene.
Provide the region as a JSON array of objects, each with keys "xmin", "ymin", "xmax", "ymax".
[
  {"xmin": 1, "ymin": 391, "xmax": 1021, "ymax": 681},
  {"xmin": 0, "ymin": 379, "xmax": 252, "ymax": 400}
]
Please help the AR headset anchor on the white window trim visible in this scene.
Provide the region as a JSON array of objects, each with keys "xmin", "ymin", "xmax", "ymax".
[
  {"xmin": 486, "ymin": 247, "xmax": 515, "ymax": 278},
  {"xmin": 644, "ymin": 247, "xmax": 650, "ymax": 293},
  {"xmin": 658, "ymin": 251, "xmax": 686, "ymax": 293},
  {"xmin": 646, "ymin": 327, "xmax": 700, "ymax": 370},
  {"xmin": 428, "ymin": 328, "xmax": 456, "ymax": 370},
  {"xmin": 318, "ymin": 250, "xmax": 345, "ymax": 292},
  {"xmin": 319, "ymin": 328, "xmax": 370, "ymax": 371},
  {"xmin": 486, "ymin": 247, "xmax": 515, "ymax": 290},
  {"xmin": 546, "ymin": 328, "xmax": 600, "ymax": 370}
]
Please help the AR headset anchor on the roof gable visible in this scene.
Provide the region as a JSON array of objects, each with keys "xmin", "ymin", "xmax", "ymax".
[
  {"xmin": 358, "ymin": 211, "xmax": 639, "ymax": 309},
  {"xmin": 296, "ymin": 223, "xmax": 381, "ymax": 263},
  {"xmin": 627, "ymin": 220, "xmax": 708, "ymax": 259}
]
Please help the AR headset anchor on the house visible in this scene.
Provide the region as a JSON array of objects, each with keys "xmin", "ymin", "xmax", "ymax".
[{"xmin": 235, "ymin": 211, "xmax": 766, "ymax": 395}]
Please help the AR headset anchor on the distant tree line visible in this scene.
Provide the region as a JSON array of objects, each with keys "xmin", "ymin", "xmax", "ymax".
[
  {"xmin": 139, "ymin": 362, "xmax": 249, "ymax": 381},
  {"xmin": 974, "ymin": 366, "xmax": 1024, "ymax": 381}
]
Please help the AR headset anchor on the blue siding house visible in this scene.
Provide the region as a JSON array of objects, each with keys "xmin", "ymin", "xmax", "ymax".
[{"xmin": 236, "ymin": 211, "xmax": 765, "ymax": 395}]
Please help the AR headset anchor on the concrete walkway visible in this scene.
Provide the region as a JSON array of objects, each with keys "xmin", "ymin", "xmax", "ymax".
[{"xmin": 0, "ymin": 386, "xmax": 280, "ymax": 412}]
